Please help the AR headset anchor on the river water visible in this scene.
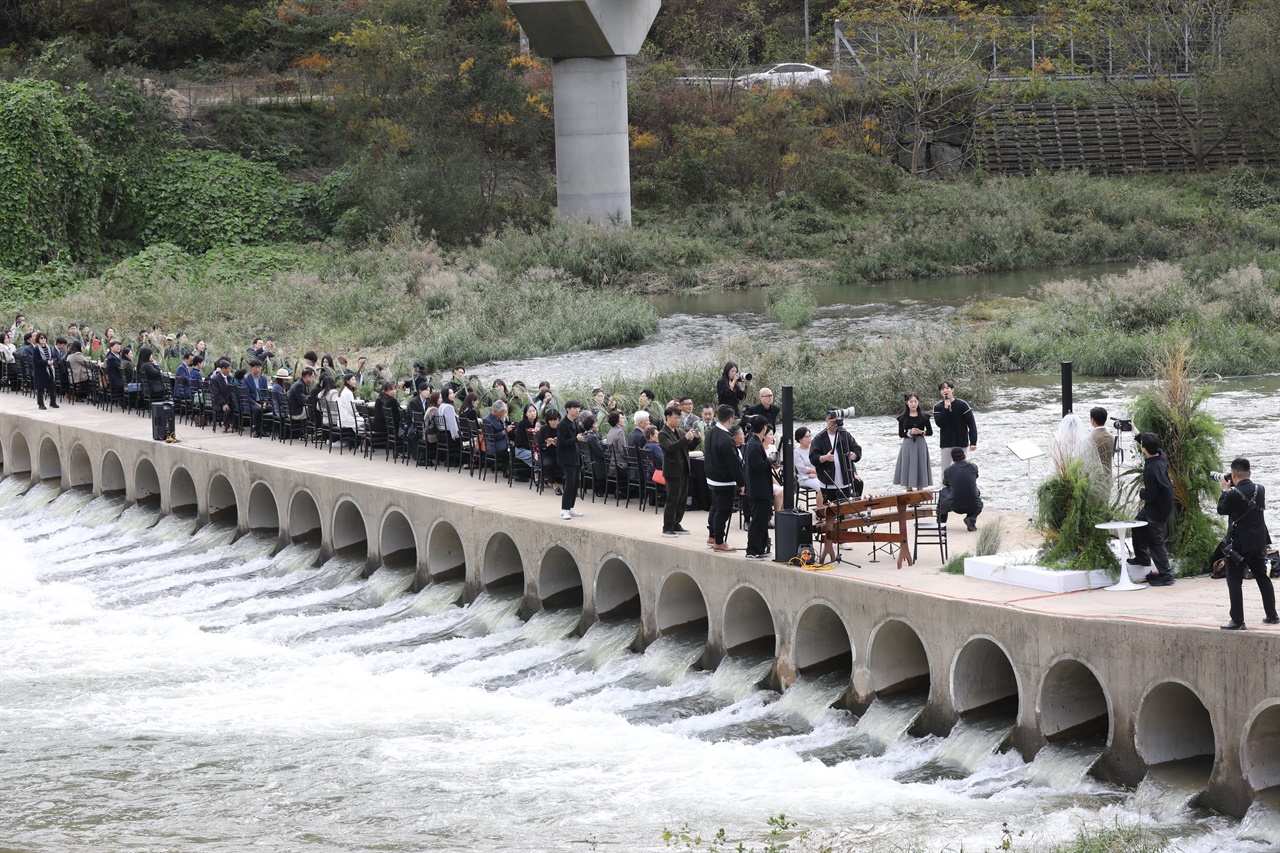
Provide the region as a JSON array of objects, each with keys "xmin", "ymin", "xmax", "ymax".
[{"xmin": 4, "ymin": 265, "xmax": 1280, "ymax": 852}]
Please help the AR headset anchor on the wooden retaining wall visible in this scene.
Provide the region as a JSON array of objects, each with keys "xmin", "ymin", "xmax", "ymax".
[{"xmin": 978, "ymin": 101, "xmax": 1268, "ymax": 174}]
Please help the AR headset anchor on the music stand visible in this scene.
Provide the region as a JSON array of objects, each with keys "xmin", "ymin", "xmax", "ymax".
[{"xmin": 1007, "ymin": 440, "xmax": 1045, "ymax": 477}]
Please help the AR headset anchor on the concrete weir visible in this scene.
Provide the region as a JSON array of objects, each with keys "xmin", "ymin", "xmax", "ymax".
[{"xmin": 4, "ymin": 402, "xmax": 1280, "ymax": 816}]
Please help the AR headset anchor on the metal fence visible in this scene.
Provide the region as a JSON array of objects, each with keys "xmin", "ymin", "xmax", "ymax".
[
  {"xmin": 834, "ymin": 15, "xmax": 1222, "ymax": 78},
  {"xmin": 172, "ymin": 78, "xmax": 333, "ymax": 118}
]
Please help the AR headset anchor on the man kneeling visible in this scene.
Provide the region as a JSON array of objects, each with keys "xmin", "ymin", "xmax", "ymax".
[{"xmin": 938, "ymin": 447, "xmax": 983, "ymax": 532}]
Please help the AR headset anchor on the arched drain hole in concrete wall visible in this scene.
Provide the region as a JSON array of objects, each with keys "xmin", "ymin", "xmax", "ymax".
[
  {"xmin": 208, "ymin": 474, "xmax": 237, "ymax": 524},
  {"xmin": 1039, "ymin": 659, "xmax": 1110, "ymax": 743},
  {"xmin": 483, "ymin": 533, "xmax": 523, "ymax": 592},
  {"xmin": 100, "ymin": 451, "xmax": 126, "ymax": 494},
  {"xmin": 952, "ymin": 637, "xmax": 1019, "ymax": 717},
  {"xmin": 7, "ymin": 431, "xmax": 31, "ymax": 478},
  {"xmin": 1244, "ymin": 702, "xmax": 1280, "ymax": 794},
  {"xmin": 1136, "ymin": 682, "xmax": 1215, "ymax": 777},
  {"xmin": 247, "ymin": 482, "xmax": 280, "ymax": 533},
  {"xmin": 169, "ymin": 466, "xmax": 198, "ymax": 515},
  {"xmin": 288, "ymin": 491, "xmax": 322, "ymax": 543},
  {"xmin": 38, "ymin": 437, "xmax": 61, "ymax": 482},
  {"xmin": 135, "ymin": 458, "xmax": 161, "ymax": 504},
  {"xmin": 595, "ymin": 558, "xmax": 640, "ymax": 620},
  {"xmin": 380, "ymin": 510, "xmax": 417, "ymax": 568},
  {"xmin": 794, "ymin": 603, "xmax": 853, "ymax": 677},
  {"xmin": 68, "ymin": 443, "xmax": 92, "ymax": 489},
  {"xmin": 538, "ymin": 546, "xmax": 583, "ymax": 610},
  {"xmin": 868, "ymin": 619, "xmax": 930, "ymax": 698},
  {"xmin": 426, "ymin": 521, "xmax": 465, "ymax": 583},
  {"xmin": 656, "ymin": 572, "xmax": 709, "ymax": 637},
  {"xmin": 722, "ymin": 586, "xmax": 776, "ymax": 657},
  {"xmin": 333, "ymin": 500, "xmax": 369, "ymax": 557}
]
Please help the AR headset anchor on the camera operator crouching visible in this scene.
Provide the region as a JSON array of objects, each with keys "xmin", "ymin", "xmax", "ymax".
[{"xmin": 1216, "ymin": 458, "xmax": 1280, "ymax": 631}]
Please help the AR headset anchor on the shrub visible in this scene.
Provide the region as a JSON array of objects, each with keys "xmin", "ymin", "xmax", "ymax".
[
  {"xmin": 0, "ymin": 79, "xmax": 102, "ymax": 270},
  {"xmin": 765, "ymin": 283, "xmax": 817, "ymax": 329},
  {"xmin": 134, "ymin": 150, "xmax": 316, "ymax": 252}
]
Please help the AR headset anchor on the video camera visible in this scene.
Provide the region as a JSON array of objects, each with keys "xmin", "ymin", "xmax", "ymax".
[{"xmin": 1112, "ymin": 418, "xmax": 1133, "ymax": 432}]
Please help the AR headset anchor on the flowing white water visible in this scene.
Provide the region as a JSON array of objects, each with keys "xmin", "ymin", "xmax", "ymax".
[
  {"xmin": 1024, "ymin": 739, "xmax": 1105, "ymax": 790},
  {"xmin": 1, "ymin": 478, "xmax": 1272, "ymax": 852},
  {"xmin": 1133, "ymin": 758, "xmax": 1214, "ymax": 822},
  {"xmin": 927, "ymin": 715, "xmax": 1015, "ymax": 776},
  {"xmin": 853, "ymin": 693, "xmax": 927, "ymax": 755},
  {"xmin": 1238, "ymin": 789, "xmax": 1280, "ymax": 846}
]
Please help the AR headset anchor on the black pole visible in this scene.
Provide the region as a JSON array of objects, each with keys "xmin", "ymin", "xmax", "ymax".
[
  {"xmin": 781, "ymin": 385, "xmax": 794, "ymax": 511},
  {"xmin": 1061, "ymin": 361, "xmax": 1073, "ymax": 418}
]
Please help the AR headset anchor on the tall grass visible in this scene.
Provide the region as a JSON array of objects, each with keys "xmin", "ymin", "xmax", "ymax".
[
  {"xmin": 766, "ymin": 283, "xmax": 818, "ymax": 329},
  {"xmin": 15, "ymin": 240, "xmax": 658, "ymax": 373},
  {"xmin": 973, "ymin": 260, "xmax": 1280, "ymax": 376}
]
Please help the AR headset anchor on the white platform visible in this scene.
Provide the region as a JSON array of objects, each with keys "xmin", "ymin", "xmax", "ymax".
[{"xmin": 963, "ymin": 550, "xmax": 1116, "ymax": 593}]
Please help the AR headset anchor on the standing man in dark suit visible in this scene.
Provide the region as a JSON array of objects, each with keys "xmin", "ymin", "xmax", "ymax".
[
  {"xmin": 934, "ymin": 380, "xmax": 977, "ymax": 481},
  {"xmin": 658, "ymin": 405, "xmax": 700, "ymax": 537},
  {"xmin": 938, "ymin": 447, "xmax": 984, "ymax": 531},
  {"xmin": 744, "ymin": 418, "xmax": 775, "ymax": 559},
  {"xmin": 210, "ymin": 359, "xmax": 233, "ymax": 431},
  {"xmin": 1129, "ymin": 432, "xmax": 1176, "ymax": 586},
  {"xmin": 705, "ymin": 405, "xmax": 745, "ymax": 552},
  {"xmin": 1217, "ymin": 458, "xmax": 1279, "ymax": 630},
  {"xmin": 558, "ymin": 400, "xmax": 586, "ymax": 520},
  {"xmin": 32, "ymin": 331, "xmax": 58, "ymax": 410}
]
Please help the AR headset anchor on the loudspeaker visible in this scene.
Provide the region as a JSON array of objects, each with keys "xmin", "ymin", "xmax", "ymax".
[
  {"xmin": 773, "ymin": 509, "xmax": 812, "ymax": 563},
  {"xmin": 151, "ymin": 401, "xmax": 175, "ymax": 441}
]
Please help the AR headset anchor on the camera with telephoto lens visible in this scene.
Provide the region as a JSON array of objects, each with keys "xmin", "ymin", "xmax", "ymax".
[
  {"xmin": 1210, "ymin": 471, "xmax": 1234, "ymax": 486},
  {"xmin": 742, "ymin": 372, "xmax": 752, "ymax": 382},
  {"xmin": 1222, "ymin": 539, "xmax": 1245, "ymax": 568},
  {"xmin": 826, "ymin": 406, "xmax": 857, "ymax": 428},
  {"xmin": 1112, "ymin": 418, "xmax": 1133, "ymax": 431}
]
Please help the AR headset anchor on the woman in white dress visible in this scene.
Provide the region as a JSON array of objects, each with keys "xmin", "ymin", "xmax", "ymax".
[{"xmin": 793, "ymin": 427, "xmax": 825, "ymax": 508}]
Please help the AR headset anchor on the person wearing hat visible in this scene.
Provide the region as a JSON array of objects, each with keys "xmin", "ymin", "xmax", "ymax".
[
  {"xmin": 937, "ymin": 447, "xmax": 983, "ymax": 532},
  {"xmin": 163, "ymin": 334, "xmax": 180, "ymax": 360},
  {"xmin": 268, "ymin": 368, "xmax": 291, "ymax": 436}
]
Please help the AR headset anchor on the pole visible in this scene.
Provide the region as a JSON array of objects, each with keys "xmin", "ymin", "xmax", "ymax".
[
  {"xmin": 804, "ymin": 0, "xmax": 810, "ymax": 57},
  {"xmin": 781, "ymin": 386, "xmax": 795, "ymax": 511},
  {"xmin": 1061, "ymin": 361, "xmax": 1073, "ymax": 418}
]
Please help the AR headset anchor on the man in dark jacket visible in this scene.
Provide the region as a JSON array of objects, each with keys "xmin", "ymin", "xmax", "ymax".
[
  {"xmin": 1129, "ymin": 432, "xmax": 1176, "ymax": 586},
  {"xmin": 809, "ymin": 410, "xmax": 862, "ymax": 502},
  {"xmin": 658, "ymin": 405, "xmax": 701, "ymax": 537},
  {"xmin": 210, "ymin": 359, "xmax": 234, "ymax": 431},
  {"xmin": 934, "ymin": 380, "xmax": 978, "ymax": 480},
  {"xmin": 557, "ymin": 400, "xmax": 586, "ymax": 520},
  {"xmin": 938, "ymin": 447, "xmax": 983, "ymax": 531},
  {"xmin": 742, "ymin": 388, "xmax": 779, "ymax": 430},
  {"xmin": 287, "ymin": 367, "xmax": 315, "ymax": 438},
  {"xmin": 744, "ymin": 419, "xmax": 775, "ymax": 558},
  {"xmin": 704, "ymin": 405, "xmax": 745, "ymax": 552},
  {"xmin": 1216, "ymin": 458, "xmax": 1279, "ymax": 630}
]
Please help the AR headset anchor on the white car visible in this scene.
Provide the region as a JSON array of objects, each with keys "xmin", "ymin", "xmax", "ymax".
[{"xmin": 735, "ymin": 63, "xmax": 832, "ymax": 89}]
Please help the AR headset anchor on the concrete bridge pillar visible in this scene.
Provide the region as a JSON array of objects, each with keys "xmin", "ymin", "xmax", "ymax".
[{"xmin": 508, "ymin": 0, "xmax": 660, "ymax": 225}]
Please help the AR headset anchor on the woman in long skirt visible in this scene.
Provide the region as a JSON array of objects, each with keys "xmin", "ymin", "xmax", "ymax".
[{"xmin": 893, "ymin": 392, "xmax": 933, "ymax": 490}]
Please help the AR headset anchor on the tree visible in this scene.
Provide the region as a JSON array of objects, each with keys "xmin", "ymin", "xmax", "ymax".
[
  {"xmin": 1216, "ymin": 2, "xmax": 1280, "ymax": 157},
  {"xmin": 832, "ymin": 0, "xmax": 1000, "ymax": 174},
  {"xmin": 1096, "ymin": 0, "xmax": 1238, "ymax": 171}
]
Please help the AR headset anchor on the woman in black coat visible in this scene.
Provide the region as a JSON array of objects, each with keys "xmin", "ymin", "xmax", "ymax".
[
  {"xmin": 138, "ymin": 347, "xmax": 167, "ymax": 399},
  {"xmin": 715, "ymin": 361, "xmax": 747, "ymax": 415}
]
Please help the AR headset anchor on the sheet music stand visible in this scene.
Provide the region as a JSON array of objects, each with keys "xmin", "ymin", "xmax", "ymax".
[{"xmin": 1007, "ymin": 440, "xmax": 1045, "ymax": 477}]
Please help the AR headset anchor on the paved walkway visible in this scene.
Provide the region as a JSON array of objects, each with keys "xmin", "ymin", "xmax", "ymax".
[{"xmin": 1, "ymin": 393, "xmax": 1265, "ymax": 632}]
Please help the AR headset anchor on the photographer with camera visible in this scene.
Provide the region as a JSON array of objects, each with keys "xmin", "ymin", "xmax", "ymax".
[
  {"xmin": 1216, "ymin": 458, "xmax": 1279, "ymax": 630},
  {"xmin": 810, "ymin": 409, "xmax": 863, "ymax": 503},
  {"xmin": 716, "ymin": 362, "xmax": 749, "ymax": 415},
  {"xmin": 1128, "ymin": 432, "xmax": 1175, "ymax": 587}
]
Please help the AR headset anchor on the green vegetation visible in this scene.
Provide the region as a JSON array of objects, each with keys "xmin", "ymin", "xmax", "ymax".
[
  {"xmin": 976, "ymin": 522, "xmax": 1002, "ymax": 557},
  {"xmin": 1126, "ymin": 342, "xmax": 1225, "ymax": 576},
  {"xmin": 766, "ymin": 284, "xmax": 818, "ymax": 329},
  {"xmin": 942, "ymin": 552, "xmax": 972, "ymax": 574},
  {"xmin": 1037, "ymin": 457, "xmax": 1117, "ymax": 575},
  {"xmin": 23, "ymin": 239, "xmax": 657, "ymax": 373},
  {"xmin": 662, "ymin": 816, "xmax": 1169, "ymax": 853}
]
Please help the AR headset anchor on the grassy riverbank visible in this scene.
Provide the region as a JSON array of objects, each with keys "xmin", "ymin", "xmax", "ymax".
[{"xmin": 5, "ymin": 172, "xmax": 1279, "ymax": 413}]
